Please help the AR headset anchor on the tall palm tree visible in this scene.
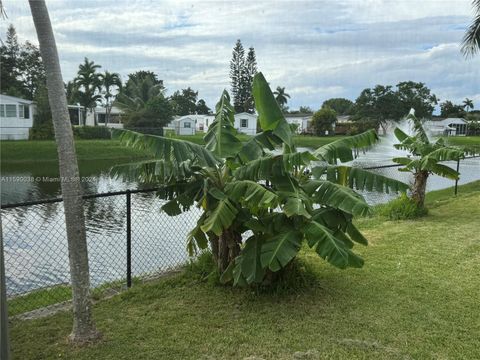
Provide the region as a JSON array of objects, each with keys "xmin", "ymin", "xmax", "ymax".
[
  {"xmin": 463, "ymin": 98, "xmax": 474, "ymax": 113},
  {"xmin": 273, "ymin": 86, "xmax": 290, "ymax": 108},
  {"xmin": 28, "ymin": 0, "xmax": 100, "ymax": 344},
  {"xmin": 74, "ymin": 57, "xmax": 102, "ymax": 125},
  {"xmin": 100, "ymin": 71, "xmax": 122, "ymax": 126},
  {"xmin": 461, "ymin": 0, "xmax": 480, "ymax": 57}
]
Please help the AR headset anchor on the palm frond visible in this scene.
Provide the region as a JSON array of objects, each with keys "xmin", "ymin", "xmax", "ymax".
[
  {"xmin": 113, "ymin": 129, "xmax": 219, "ymax": 168},
  {"xmin": 313, "ymin": 129, "xmax": 379, "ymax": 164},
  {"xmin": 461, "ymin": 0, "xmax": 480, "ymax": 57},
  {"xmin": 309, "ymin": 180, "xmax": 371, "ymax": 216},
  {"xmin": 260, "ymin": 230, "xmax": 303, "ymax": 272},
  {"xmin": 312, "ymin": 165, "xmax": 410, "ymax": 193},
  {"xmin": 200, "ymin": 198, "xmax": 238, "ymax": 236},
  {"xmin": 225, "ymin": 180, "xmax": 279, "ymax": 210},
  {"xmin": 234, "ymin": 152, "xmax": 317, "ymax": 181},
  {"xmin": 304, "ymin": 221, "xmax": 363, "ymax": 269},
  {"xmin": 203, "ymin": 90, "xmax": 243, "ymax": 158},
  {"xmin": 252, "ymin": 73, "xmax": 294, "ymax": 149}
]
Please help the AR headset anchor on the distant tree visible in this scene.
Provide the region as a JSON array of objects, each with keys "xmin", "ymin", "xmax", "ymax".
[
  {"xmin": 196, "ymin": 99, "xmax": 211, "ymax": 114},
  {"xmin": 19, "ymin": 41, "xmax": 45, "ymax": 99},
  {"xmin": 124, "ymin": 70, "xmax": 164, "ymax": 97},
  {"xmin": 395, "ymin": 81, "xmax": 438, "ymax": 119},
  {"xmin": 100, "ymin": 71, "xmax": 122, "ymax": 125},
  {"xmin": 461, "ymin": 0, "xmax": 480, "ymax": 57},
  {"xmin": 30, "ymin": 82, "xmax": 54, "ymax": 138},
  {"xmin": 65, "ymin": 80, "xmax": 79, "ymax": 104},
  {"xmin": 299, "ymin": 106, "xmax": 313, "ymax": 114},
  {"xmin": 311, "ymin": 106, "xmax": 337, "ymax": 136},
  {"xmin": 74, "ymin": 58, "xmax": 102, "ymax": 125},
  {"xmin": 0, "ymin": 25, "xmax": 22, "ymax": 97},
  {"xmin": 351, "ymin": 85, "xmax": 402, "ymax": 135},
  {"xmin": 170, "ymin": 87, "xmax": 198, "ymax": 116},
  {"xmin": 116, "ymin": 73, "xmax": 172, "ymax": 128},
  {"xmin": 244, "ymin": 46, "xmax": 257, "ymax": 113},
  {"xmin": 273, "ymin": 86, "xmax": 290, "ymax": 112},
  {"xmin": 0, "ymin": 24, "xmax": 45, "ymax": 99},
  {"xmin": 463, "ymin": 98, "xmax": 474, "ymax": 113},
  {"xmin": 230, "ymin": 39, "xmax": 246, "ymax": 113},
  {"xmin": 322, "ymin": 98, "xmax": 353, "ymax": 115},
  {"xmin": 440, "ymin": 100, "xmax": 466, "ymax": 118}
]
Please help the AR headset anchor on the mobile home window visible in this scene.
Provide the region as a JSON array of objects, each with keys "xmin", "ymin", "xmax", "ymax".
[
  {"xmin": 240, "ymin": 118, "xmax": 248, "ymax": 128},
  {"xmin": 18, "ymin": 105, "xmax": 25, "ymax": 118},
  {"xmin": 184, "ymin": 122, "xmax": 191, "ymax": 128},
  {"xmin": 0, "ymin": 104, "xmax": 4, "ymax": 117},
  {"xmin": 5, "ymin": 104, "xmax": 17, "ymax": 117}
]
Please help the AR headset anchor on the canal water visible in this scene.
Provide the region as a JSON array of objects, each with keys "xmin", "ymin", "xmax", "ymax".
[{"xmin": 1, "ymin": 143, "xmax": 479, "ymax": 297}]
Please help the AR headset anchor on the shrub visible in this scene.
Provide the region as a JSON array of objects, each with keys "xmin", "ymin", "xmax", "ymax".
[
  {"xmin": 377, "ymin": 193, "xmax": 428, "ymax": 220},
  {"xmin": 73, "ymin": 126, "xmax": 112, "ymax": 139},
  {"xmin": 29, "ymin": 123, "xmax": 55, "ymax": 140}
]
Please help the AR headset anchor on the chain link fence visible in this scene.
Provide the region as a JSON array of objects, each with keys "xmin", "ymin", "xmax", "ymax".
[
  {"xmin": 1, "ymin": 189, "xmax": 201, "ymax": 317},
  {"xmin": 1, "ymin": 156, "xmax": 479, "ymax": 317}
]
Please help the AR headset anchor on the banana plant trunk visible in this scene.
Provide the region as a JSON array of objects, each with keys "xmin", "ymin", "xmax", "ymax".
[
  {"xmin": 29, "ymin": 0, "xmax": 100, "ymax": 344},
  {"xmin": 411, "ymin": 170, "xmax": 429, "ymax": 208},
  {"xmin": 216, "ymin": 229, "xmax": 241, "ymax": 273}
]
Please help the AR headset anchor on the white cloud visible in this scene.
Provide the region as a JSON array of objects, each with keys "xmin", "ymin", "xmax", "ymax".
[{"xmin": 1, "ymin": 0, "xmax": 478, "ymax": 111}]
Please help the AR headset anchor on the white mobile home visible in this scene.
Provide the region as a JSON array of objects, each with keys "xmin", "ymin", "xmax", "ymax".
[
  {"xmin": 0, "ymin": 94, "xmax": 35, "ymax": 140},
  {"xmin": 285, "ymin": 114, "xmax": 312, "ymax": 134},
  {"xmin": 234, "ymin": 112, "xmax": 257, "ymax": 135},
  {"xmin": 174, "ymin": 117, "xmax": 196, "ymax": 135},
  {"xmin": 424, "ymin": 118, "xmax": 468, "ymax": 136}
]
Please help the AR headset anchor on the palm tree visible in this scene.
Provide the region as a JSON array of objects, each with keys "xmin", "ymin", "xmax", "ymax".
[
  {"xmin": 28, "ymin": 0, "xmax": 100, "ymax": 344},
  {"xmin": 273, "ymin": 86, "xmax": 290, "ymax": 108},
  {"xmin": 461, "ymin": 0, "xmax": 480, "ymax": 57},
  {"xmin": 74, "ymin": 57, "xmax": 102, "ymax": 125},
  {"xmin": 463, "ymin": 98, "xmax": 474, "ymax": 113},
  {"xmin": 100, "ymin": 71, "xmax": 122, "ymax": 126},
  {"xmin": 392, "ymin": 112, "xmax": 465, "ymax": 208},
  {"xmin": 114, "ymin": 73, "xmax": 408, "ymax": 284}
]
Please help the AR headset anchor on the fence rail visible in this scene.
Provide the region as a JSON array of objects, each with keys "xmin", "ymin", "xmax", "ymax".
[{"xmin": 1, "ymin": 156, "xmax": 479, "ymax": 317}]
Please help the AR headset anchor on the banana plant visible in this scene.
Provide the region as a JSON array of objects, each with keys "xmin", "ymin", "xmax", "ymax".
[
  {"xmin": 392, "ymin": 113, "xmax": 465, "ymax": 208},
  {"xmin": 114, "ymin": 72, "xmax": 409, "ymax": 286}
]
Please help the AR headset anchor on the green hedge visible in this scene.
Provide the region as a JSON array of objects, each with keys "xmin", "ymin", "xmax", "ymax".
[{"xmin": 73, "ymin": 126, "xmax": 112, "ymax": 139}]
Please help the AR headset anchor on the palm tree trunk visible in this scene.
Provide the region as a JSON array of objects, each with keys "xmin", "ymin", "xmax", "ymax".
[
  {"xmin": 28, "ymin": 0, "xmax": 100, "ymax": 344},
  {"xmin": 217, "ymin": 229, "xmax": 241, "ymax": 273},
  {"xmin": 411, "ymin": 170, "xmax": 429, "ymax": 208}
]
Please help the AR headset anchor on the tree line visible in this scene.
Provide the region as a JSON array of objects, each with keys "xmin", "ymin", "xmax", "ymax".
[
  {"xmin": 1, "ymin": 25, "xmax": 213, "ymax": 135},
  {"xmin": 310, "ymin": 85, "xmax": 476, "ymax": 136}
]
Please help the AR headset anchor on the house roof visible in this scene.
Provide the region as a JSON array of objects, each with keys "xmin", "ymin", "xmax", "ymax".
[
  {"xmin": 174, "ymin": 117, "xmax": 196, "ymax": 123},
  {"xmin": 426, "ymin": 118, "xmax": 466, "ymax": 126},
  {"xmin": 0, "ymin": 94, "xmax": 34, "ymax": 104},
  {"xmin": 235, "ymin": 112, "xmax": 257, "ymax": 118}
]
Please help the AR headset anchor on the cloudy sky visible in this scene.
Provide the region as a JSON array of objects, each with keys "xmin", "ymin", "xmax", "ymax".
[{"xmin": 1, "ymin": 0, "xmax": 479, "ymax": 113}]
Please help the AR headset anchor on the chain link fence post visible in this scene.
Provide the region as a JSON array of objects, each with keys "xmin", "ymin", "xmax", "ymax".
[
  {"xmin": 126, "ymin": 190, "xmax": 132, "ymax": 288},
  {"xmin": 454, "ymin": 159, "xmax": 460, "ymax": 196}
]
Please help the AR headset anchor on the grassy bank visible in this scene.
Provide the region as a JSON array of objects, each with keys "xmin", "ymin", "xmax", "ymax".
[
  {"xmin": 0, "ymin": 135, "xmax": 347, "ymax": 165},
  {"xmin": 0, "ymin": 140, "xmax": 151, "ymax": 164},
  {"xmin": 10, "ymin": 183, "xmax": 480, "ymax": 359}
]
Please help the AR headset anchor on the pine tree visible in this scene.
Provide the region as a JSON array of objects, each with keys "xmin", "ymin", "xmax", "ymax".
[
  {"xmin": 244, "ymin": 46, "xmax": 257, "ymax": 113},
  {"xmin": 230, "ymin": 39, "xmax": 245, "ymax": 113}
]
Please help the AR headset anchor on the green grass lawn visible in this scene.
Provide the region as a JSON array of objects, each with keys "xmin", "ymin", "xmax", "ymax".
[
  {"xmin": 10, "ymin": 183, "xmax": 480, "ymax": 359},
  {"xmin": 0, "ymin": 134, "xmax": 346, "ymax": 165},
  {"xmin": 0, "ymin": 140, "xmax": 151, "ymax": 164},
  {"xmin": 441, "ymin": 136, "xmax": 480, "ymax": 153}
]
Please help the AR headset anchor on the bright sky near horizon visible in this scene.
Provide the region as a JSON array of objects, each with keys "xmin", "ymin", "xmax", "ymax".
[{"xmin": 1, "ymin": 0, "xmax": 479, "ymax": 113}]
